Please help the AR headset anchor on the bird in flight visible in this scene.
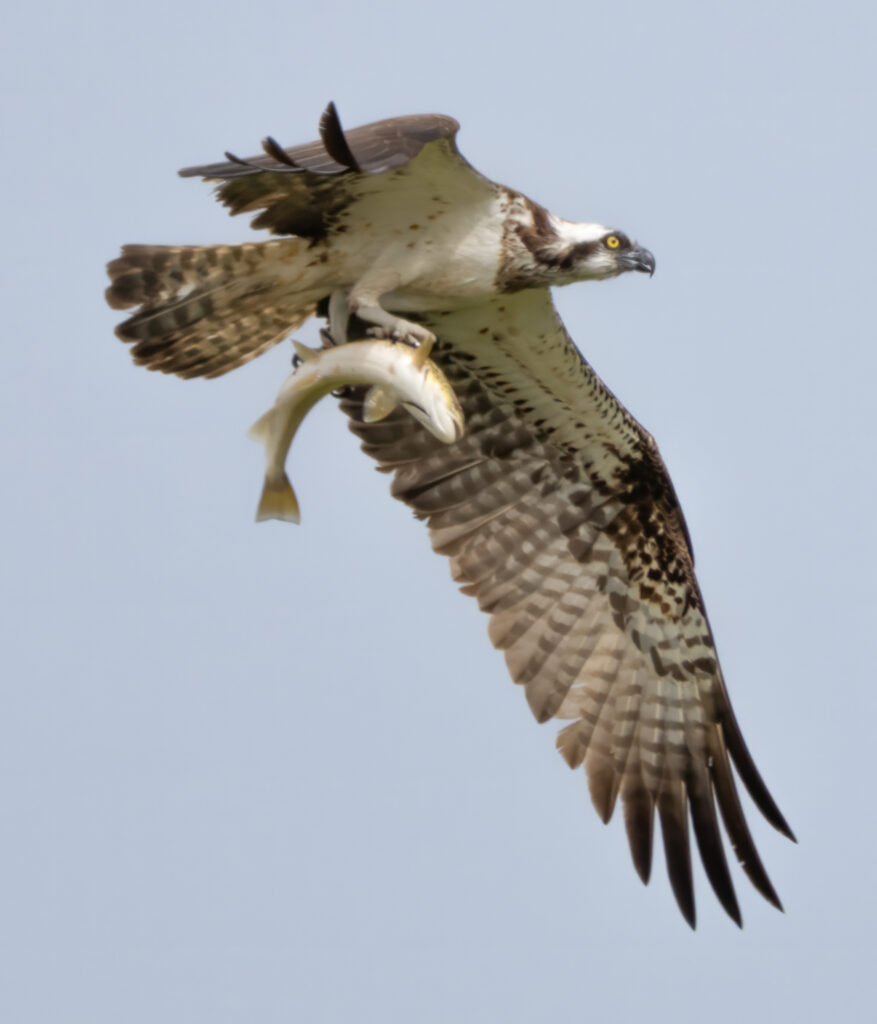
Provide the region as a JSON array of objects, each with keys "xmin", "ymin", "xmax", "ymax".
[{"xmin": 106, "ymin": 103, "xmax": 795, "ymax": 927}]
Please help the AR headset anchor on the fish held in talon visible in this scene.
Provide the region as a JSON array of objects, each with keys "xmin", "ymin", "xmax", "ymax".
[{"xmin": 248, "ymin": 338, "xmax": 465, "ymax": 524}]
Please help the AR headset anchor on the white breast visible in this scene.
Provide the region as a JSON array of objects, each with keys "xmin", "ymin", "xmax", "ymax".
[{"xmin": 327, "ymin": 148, "xmax": 511, "ymax": 312}]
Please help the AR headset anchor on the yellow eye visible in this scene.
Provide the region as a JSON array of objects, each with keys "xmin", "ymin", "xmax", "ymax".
[{"xmin": 606, "ymin": 235, "xmax": 621, "ymax": 249}]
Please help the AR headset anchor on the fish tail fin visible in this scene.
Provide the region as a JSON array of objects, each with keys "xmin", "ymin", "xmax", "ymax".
[
  {"xmin": 362, "ymin": 384, "xmax": 398, "ymax": 422},
  {"xmin": 255, "ymin": 474, "xmax": 301, "ymax": 524}
]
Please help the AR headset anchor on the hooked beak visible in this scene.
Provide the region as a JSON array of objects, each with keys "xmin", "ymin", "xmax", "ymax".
[{"xmin": 624, "ymin": 244, "xmax": 656, "ymax": 277}]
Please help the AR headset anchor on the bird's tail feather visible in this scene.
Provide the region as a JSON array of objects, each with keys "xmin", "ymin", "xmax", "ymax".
[{"xmin": 106, "ymin": 239, "xmax": 327, "ymax": 379}]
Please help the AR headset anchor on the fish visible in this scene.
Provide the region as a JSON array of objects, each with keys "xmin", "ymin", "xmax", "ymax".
[{"xmin": 248, "ymin": 338, "xmax": 465, "ymax": 524}]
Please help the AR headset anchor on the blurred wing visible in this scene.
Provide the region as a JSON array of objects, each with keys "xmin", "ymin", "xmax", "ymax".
[
  {"xmin": 338, "ymin": 289, "xmax": 794, "ymax": 927},
  {"xmin": 178, "ymin": 103, "xmax": 472, "ymax": 238}
]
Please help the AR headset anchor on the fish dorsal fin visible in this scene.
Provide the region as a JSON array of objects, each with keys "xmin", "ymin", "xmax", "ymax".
[
  {"xmin": 248, "ymin": 408, "xmax": 273, "ymax": 442},
  {"xmin": 362, "ymin": 385, "xmax": 397, "ymax": 423},
  {"xmin": 411, "ymin": 337, "xmax": 434, "ymax": 368},
  {"xmin": 292, "ymin": 340, "xmax": 320, "ymax": 363}
]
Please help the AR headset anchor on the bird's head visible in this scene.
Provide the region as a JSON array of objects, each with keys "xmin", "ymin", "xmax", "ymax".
[{"xmin": 548, "ymin": 220, "xmax": 655, "ymax": 283}]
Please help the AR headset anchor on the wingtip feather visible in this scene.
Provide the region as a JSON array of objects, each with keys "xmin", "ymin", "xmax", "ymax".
[
  {"xmin": 658, "ymin": 785, "xmax": 696, "ymax": 928},
  {"xmin": 688, "ymin": 771, "xmax": 743, "ymax": 927},
  {"xmin": 710, "ymin": 727, "xmax": 785, "ymax": 913},
  {"xmin": 720, "ymin": 703, "xmax": 796, "ymax": 842},
  {"xmin": 318, "ymin": 100, "xmax": 361, "ymax": 172},
  {"xmin": 622, "ymin": 779, "xmax": 655, "ymax": 885}
]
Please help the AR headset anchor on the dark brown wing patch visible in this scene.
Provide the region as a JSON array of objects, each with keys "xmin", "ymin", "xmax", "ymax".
[{"xmin": 177, "ymin": 104, "xmax": 461, "ymax": 239}]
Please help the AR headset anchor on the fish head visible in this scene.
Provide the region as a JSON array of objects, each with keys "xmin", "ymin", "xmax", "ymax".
[{"xmin": 409, "ymin": 366, "xmax": 465, "ymax": 444}]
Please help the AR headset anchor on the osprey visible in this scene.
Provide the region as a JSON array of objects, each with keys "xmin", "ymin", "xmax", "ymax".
[{"xmin": 106, "ymin": 103, "xmax": 794, "ymax": 927}]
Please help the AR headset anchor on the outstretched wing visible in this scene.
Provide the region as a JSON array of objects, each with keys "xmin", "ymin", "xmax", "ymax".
[
  {"xmin": 338, "ymin": 289, "xmax": 794, "ymax": 928},
  {"xmin": 178, "ymin": 103, "xmax": 474, "ymax": 239}
]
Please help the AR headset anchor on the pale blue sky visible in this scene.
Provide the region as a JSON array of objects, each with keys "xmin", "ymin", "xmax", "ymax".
[{"xmin": 2, "ymin": 1, "xmax": 875, "ymax": 1021}]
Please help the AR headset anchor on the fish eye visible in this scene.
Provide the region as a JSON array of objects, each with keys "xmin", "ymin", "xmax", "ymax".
[{"xmin": 605, "ymin": 235, "xmax": 621, "ymax": 249}]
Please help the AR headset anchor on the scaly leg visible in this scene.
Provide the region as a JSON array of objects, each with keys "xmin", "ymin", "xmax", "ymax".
[{"xmin": 327, "ymin": 289, "xmax": 350, "ymax": 346}]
